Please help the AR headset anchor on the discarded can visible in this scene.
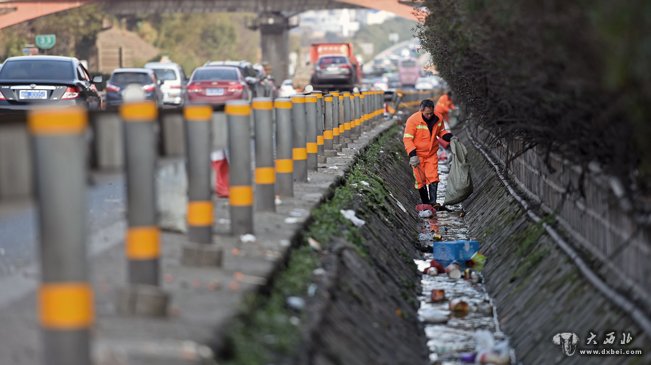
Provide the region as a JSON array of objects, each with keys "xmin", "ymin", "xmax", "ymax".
[
  {"xmin": 430, "ymin": 289, "xmax": 446, "ymax": 302},
  {"xmin": 463, "ymin": 268, "xmax": 472, "ymax": 280},
  {"xmin": 449, "ymin": 298, "xmax": 469, "ymax": 316}
]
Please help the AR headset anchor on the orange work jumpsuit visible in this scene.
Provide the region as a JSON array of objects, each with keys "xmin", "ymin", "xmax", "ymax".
[
  {"xmin": 403, "ymin": 110, "xmax": 450, "ymax": 189},
  {"xmin": 435, "ymin": 94, "xmax": 455, "ymax": 122}
]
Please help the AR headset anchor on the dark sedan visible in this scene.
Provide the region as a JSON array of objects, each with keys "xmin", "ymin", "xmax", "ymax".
[
  {"xmin": 105, "ymin": 68, "xmax": 163, "ymax": 108},
  {"xmin": 0, "ymin": 56, "xmax": 102, "ymax": 110}
]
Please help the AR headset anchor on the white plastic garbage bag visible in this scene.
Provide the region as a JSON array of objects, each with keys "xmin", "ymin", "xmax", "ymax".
[{"xmin": 443, "ymin": 138, "xmax": 473, "ymax": 205}]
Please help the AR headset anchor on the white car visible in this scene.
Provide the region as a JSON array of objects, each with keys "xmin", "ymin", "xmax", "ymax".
[
  {"xmin": 278, "ymin": 79, "xmax": 296, "ymax": 97},
  {"xmin": 144, "ymin": 62, "xmax": 186, "ymax": 106}
]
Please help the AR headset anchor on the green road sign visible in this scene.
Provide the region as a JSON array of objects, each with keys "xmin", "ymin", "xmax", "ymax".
[{"xmin": 35, "ymin": 34, "xmax": 56, "ymax": 50}]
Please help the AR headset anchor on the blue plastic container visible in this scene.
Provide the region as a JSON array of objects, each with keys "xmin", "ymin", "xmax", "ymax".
[{"xmin": 432, "ymin": 240, "xmax": 480, "ymax": 267}]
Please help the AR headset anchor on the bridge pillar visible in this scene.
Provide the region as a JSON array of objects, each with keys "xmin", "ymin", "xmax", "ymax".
[{"xmin": 249, "ymin": 12, "xmax": 297, "ymax": 87}]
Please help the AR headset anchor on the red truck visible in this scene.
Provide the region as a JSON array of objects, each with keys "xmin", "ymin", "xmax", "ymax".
[{"xmin": 309, "ymin": 43, "xmax": 361, "ymax": 91}]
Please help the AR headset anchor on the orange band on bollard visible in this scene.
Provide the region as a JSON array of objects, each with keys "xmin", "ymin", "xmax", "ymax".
[
  {"xmin": 316, "ymin": 93, "xmax": 323, "ymax": 99},
  {"xmin": 184, "ymin": 105, "xmax": 212, "ymax": 121},
  {"xmin": 39, "ymin": 283, "xmax": 93, "ymax": 329},
  {"xmin": 274, "ymin": 100, "xmax": 292, "ymax": 109},
  {"xmin": 344, "ymin": 123, "xmax": 351, "ymax": 131},
  {"xmin": 29, "ymin": 107, "xmax": 87, "ymax": 135},
  {"xmin": 333, "ymin": 128, "xmax": 340, "ymax": 136},
  {"xmin": 325, "ymin": 96, "xmax": 333, "ymax": 102},
  {"xmin": 317, "ymin": 135, "xmax": 324, "ymax": 145},
  {"xmin": 307, "ymin": 142, "xmax": 318, "ymax": 153},
  {"xmin": 293, "ymin": 147, "xmax": 307, "ymax": 160},
  {"xmin": 230, "ymin": 186, "xmax": 253, "ymax": 206},
  {"xmin": 126, "ymin": 226, "xmax": 160, "ymax": 259},
  {"xmin": 252, "ymin": 100, "xmax": 273, "ymax": 110},
  {"xmin": 120, "ymin": 101, "xmax": 158, "ymax": 122},
  {"xmin": 187, "ymin": 201, "xmax": 213, "ymax": 226},
  {"xmin": 291, "ymin": 96, "xmax": 305, "ymax": 104},
  {"xmin": 225, "ymin": 103, "xmax": 251, "ymax": 116},
  {"xmin": 305, "ymin": 96, "xmax": 317, "ymax": 103},
  {"xmin": 275, "ymin": 159, "xmax": 294, "ymax": 173},
  {"xmin": 255, "ymin": 167, "xmax": 275, "ymax": 184},
  {"xmin": 324, "ymin": 130, "xmax": 334, "ymax": 140}
]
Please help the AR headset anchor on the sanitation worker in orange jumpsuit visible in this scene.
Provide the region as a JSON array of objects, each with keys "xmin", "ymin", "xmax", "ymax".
[
  {"xmin": 435, "ymin": 91, "xmax": 455, "ymax": 122},
  {"xmin": 403, "ymin": 99, "xmax": 454, "ymax": 206}
]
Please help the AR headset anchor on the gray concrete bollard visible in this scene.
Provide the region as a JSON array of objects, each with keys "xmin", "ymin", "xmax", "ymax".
[
  {"xmin": 323, "ymin": 95, "xmax": 335, "ymax": 153},
  {"xmin": 226, "ymin": 101, "xmax": 254, "ymax": 235},
  {"xmin": 0, "ymin": 115, "xmax": 32, "ymax": 200},
  {"xmin": 92, "ymin": 111, "xmax": 123, "ymax": 170},
  {"xmin": 313, "ymin": 92, "xmax": 325, "ymax": 157},
  {"xmin": 343, "ymin": 92, "xmax": 352, "ymax": 143},
  {"xmin": 183, "ymin": 105, "xmax": 214, "ymax": 244},
  {"xmin": 160, "ymin": 109, "xmax": 185, "ymax": 157},
  {"xmin": 181, "ymin": 105, "xmax": 221, "ymax": 270},
  {"xmin": 28, "ymin": 107, "xmax": 93, "ymax": 365},
  {"xmin": 305, "ymin": 95, "xmax": 318, "ymax": 172},
  {"xmin": 118, "ymin": 101, "xmax": 169, "ymax": 317},
  {"xmin": 331, "ymin": 91, "xmax": 341, "ymax": 148},
  {"xmin": 352, "ymin": 92, "xmax": 361, "ymax": 139},
  {"xmin": 274, "ymin": 99, "xmax": 294, "ymax": 197},
  {"xmin": 290, "ymin": 95, "xmax": 307, "ymax": 182},
  {"xmin": 252, "ymin": 98, "xmax": 276, "ymax": 212}
]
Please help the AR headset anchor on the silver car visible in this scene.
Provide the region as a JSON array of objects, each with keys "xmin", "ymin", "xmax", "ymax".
[{"xmin": 144, "ymin": 62, "xmax": 186, "ymax": 106}]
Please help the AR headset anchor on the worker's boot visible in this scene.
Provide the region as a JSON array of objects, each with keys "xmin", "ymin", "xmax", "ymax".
[
  {"xmin": 418, "ymin": 186, "xmax": 430, "ymax": 204},
  {"xmin": 428, "ymin": 183, "xmax": 438, "ymax": 205}
]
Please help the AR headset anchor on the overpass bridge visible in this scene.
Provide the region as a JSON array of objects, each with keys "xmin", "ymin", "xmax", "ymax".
[{"xmin": 0, "ymin": 0, "xmax": 422, "ymax": 83}]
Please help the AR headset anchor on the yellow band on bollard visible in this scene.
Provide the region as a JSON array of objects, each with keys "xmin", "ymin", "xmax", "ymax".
[
  {"xmin": 331, "ymin": 92, "xmax": 340, "ymax": 96},
  {"xmin": 305, "ymin": 96, "xmax": 317, "ymax": 103},
  {"xmin": 184, "ymin": 105, "xmax": 213, "ymax": 121},
  {"xmin": 325, "ymin": 96, "xmax": 333, "ymax": 102},
  {"xmin": 292, "ymin": 147, "xmax": 307, "ymax": 160},
  {"xmin": 324, "ymin": 130, "xmax": 334, "ymax": 140},
  {"xmin": 344, "ymin": 122, "xmax": 351, "ymax": 131},
  {"xmin": 307, "ymin": 142, "xmax": 318, "ymax": 153},
  {"xmin": 252, "ymin": 100, "xmax": 273, "ymax": 110},
  {"xmin": 225, "ymin": 103, "xmax": 251, "ymax": 116},
  {"xmin": 255, "ymin": 167, "xmax": 275, "ymax": 184},
  {"xmin": 275, "ymin": 159, "xmax": 294, "ymax": 173},
  {"xmin": 333, "ymin": 128, "xmax": 340, "ymax": 136},
  {"xmin": 126, "ymin": 226, "xmax": 160, "ymax": 259},
  {"xmin": 291, "ymin": 96, "xmax": 305, "ymax": 104},
  {"xmin": 187, "ymin": 201, "xmax": 213, "ymax": 226},
  {"xmin": 317, "ymin": 135, "xmax": 324, "ymax": 145},
  {"xmin": 230, "ymin": 186, "xmax": 253, "ymax": 206},
  {"xmin": 315, "ymin": 93, "xmax": 323, "ymax": 99},
  {"xmin": 120, "ymin": 101, "xmax": 158, "ymax": 122},
  {"xmin": 29, "ymin": 107, "xmax": 87, "ymax": 135},
  {"xmin": 274, "ymin": 100, "xmax": 292, "ymax": 109},
  {"xmin": 39, "ymin": 283, "xmax": 93, "ymax": 329}
]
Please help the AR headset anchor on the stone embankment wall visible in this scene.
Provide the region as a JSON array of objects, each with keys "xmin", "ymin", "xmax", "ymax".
[{"xmin": 459, "ymin": 127, "xmax": 651, "ymax": 365}]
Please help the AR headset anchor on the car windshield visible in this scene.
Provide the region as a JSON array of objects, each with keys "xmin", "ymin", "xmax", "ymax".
[
  {"xmin": 319, "ymin": 56, "xmax": 348, "ymax": 66},
  {"xmin": 193, "ymin": 68, "xmax": 238, "ymax": 81},
  {"xmin": 0, "ymin": 60, "xmax": 74, "ymax": 81},
  {"xmin": 110, "ymin": 72, "xmax": 152, "ymax": 85},
  {"xmin": 400, "ymin": 60, "xmax": 417, "ymax": 68},
  {"xmin": 151, "ymin": 68, "xmax": 177, "ymax": 81}
]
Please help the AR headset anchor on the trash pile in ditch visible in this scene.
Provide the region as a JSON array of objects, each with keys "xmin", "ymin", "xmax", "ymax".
[{"xmin": 414, "ymin": 151, "xmax": 517, "ymax": 365}]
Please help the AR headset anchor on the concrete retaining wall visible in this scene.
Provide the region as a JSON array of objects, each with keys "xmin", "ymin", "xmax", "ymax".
[{"xmin": 459, "ymin": 127, "xmax": 651, "ymax": 365}]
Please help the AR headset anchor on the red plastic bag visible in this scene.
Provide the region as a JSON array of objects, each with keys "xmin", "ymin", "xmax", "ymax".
[{"xmin": 211, "ymin": 159, "xmax": 229, "ymax": 198}]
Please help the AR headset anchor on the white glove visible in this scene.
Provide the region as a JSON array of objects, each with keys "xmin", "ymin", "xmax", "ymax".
[{"xmin": 409, "ymin": 156, "xmax": 420, "ymax": 167}]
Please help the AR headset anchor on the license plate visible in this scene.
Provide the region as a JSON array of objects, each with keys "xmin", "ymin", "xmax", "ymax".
[
  {"xmin": 19, "ymin": 90, "xmax": 48, "ymax": 100},
  {"xmin": 206, "ymin": 88, "xmax": 224, "ymax": 96}
]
